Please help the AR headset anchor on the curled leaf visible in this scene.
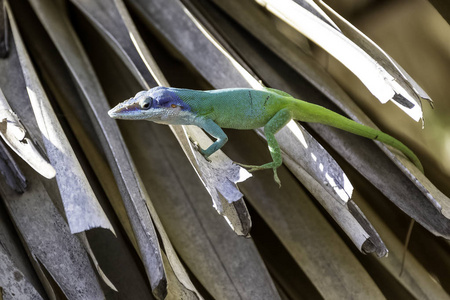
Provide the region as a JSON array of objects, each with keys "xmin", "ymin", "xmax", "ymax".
[
  {"xmin": 0, "ymin": 89, "xmax": 55, "ymax": 180},
  {"xmin": 257, "ymin": 0, "xmax": 430, "ymax": 121}
]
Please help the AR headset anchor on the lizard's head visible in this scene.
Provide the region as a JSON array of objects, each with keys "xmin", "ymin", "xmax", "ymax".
[{"xmin": 108, "ymin": 87, "xmax": 191, "ymax": 122}]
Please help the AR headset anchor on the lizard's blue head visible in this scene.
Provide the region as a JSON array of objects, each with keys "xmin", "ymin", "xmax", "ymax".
[{"xmin": 108, "ymin": 87, "xmax": 191, "ymax": 122}]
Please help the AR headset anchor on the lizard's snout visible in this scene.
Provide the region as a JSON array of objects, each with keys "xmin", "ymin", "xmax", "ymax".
[
  {"xmin": 108, "ymin": 104, "xmax": 122, "ymax": 119},
  {"xmin": 108, "ymin": 100, "xmax": 140, "ymax": 119}
]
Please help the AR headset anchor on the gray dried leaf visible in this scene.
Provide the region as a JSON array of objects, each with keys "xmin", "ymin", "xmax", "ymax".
[
  {"xmin": 317, "ymin": 1, "xmax": 433, "ymax": 115},
  {"xmin": 271, "ymin": 122, "xmax": 353, "ymax": 204},
  {"xmin": 0, "ymin": 71, "xmax": 54, "ymax": 180},
  {"xmin": 171, "ymin": 125, "xmax": 252, "ymax": 235},
  {"xmin": 138, "ymin": 183, "xmax": 202, "ymax": 299},
  {"xmin": 279, "ymin": 141, "xmax": 387, "ymax": 256},
  {"xmin": 0, "ymin": 161, "xmax": 105, "ymax": 299},
  {"xmin": 173, "ymin": 120, "xmax": 253, "ymax": 234},
  {"xmin": 0, "ymin": 113, "xmax": 54, "ymax": 180},
  {"xmin": 183, "ymin": 125, "xmax": 251, "ymax": 207},
  {"xmin": 257, "ymin": 0, "xmax": 341, "ymax": 31},
  {"xmin": 0, "ymin": 249, "xmax": 44, "ymax": 300},
  {"xmin": 161, "ymin": 253, "xmax": 200, "ymax": 300},
  {"xmin": 69, "ymin": 0, "xmax": 165, "ymax": 87},
  {"xmin": 0, "ymin": 202, "xmax": 45, "ymax": 299},
  {"xmin": 6, "ymin": 1, "xmax": 114, "ymax": 235}
]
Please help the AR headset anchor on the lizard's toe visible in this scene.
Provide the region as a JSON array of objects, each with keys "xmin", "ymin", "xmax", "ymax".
[
  {"xmin": 273, "ymin": 169, "xmax": 281, "ymax": 188},
  {"xmin": 189, "ymin": 137, "xmax": 211, "ymax": 162},
  {"xmin": 234, "ymin": 162, "xmax": 262, "ymax": 172}
]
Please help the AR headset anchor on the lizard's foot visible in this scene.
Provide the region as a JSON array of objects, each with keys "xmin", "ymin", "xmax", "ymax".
[
  {"xmin": 234, "ymin": 162, "xmax": 266, "ymax": 172},
  {"xmin": 188, "ymin": 136, "xmax": 211, "ymax": 162},
  {"xmin": 235, "ymin": 162, "xmax": 281, "ymax": 187}
]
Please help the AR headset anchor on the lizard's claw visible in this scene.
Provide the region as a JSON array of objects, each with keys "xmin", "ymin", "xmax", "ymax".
[{"xmin": 188, "ymin": 136, "xmax": 212, "ymax": 162}]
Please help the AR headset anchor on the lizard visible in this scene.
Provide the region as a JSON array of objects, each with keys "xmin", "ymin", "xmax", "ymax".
[{"xmin": 108, "ymin": 86, "xmax": 424, "ymax": 186}]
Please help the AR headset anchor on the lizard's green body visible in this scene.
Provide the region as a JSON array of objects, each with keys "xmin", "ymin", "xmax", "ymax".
[{"xmin": 109, "ymin": 87, "xmax": 423, "ymax": 185}]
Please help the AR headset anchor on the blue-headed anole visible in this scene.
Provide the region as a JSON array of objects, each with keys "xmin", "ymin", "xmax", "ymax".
[{"xmin": 108, "ymin": 87, "xmax": 424, "ymax": 186}]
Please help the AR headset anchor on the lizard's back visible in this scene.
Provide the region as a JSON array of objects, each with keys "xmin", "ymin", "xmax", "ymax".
[{"xmin": 173, "ymin": 88, "xmax": 290, "ymax": 129}]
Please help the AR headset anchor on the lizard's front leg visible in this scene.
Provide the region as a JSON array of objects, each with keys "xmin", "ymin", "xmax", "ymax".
[
  {"xmin": 192, "ymin": 118, "xmax": 228, "ymax": 158},
  {"xmin": 237, "ymin": 108, "xmax": 293, "ymax": 186}
]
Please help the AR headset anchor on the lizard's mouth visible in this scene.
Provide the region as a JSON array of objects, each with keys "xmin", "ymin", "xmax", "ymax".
[{"xmin": 108, "ymin": 101, "xmax": 140, "ymax": 119}]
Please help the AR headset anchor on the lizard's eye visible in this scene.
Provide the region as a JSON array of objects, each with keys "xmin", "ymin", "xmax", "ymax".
[
  {"xmin": 171, "ymin": 104, "xmax": 177, "ymax": 108},
  {"xmin": 140, "ymin": 97, "xmax": 153, "ymax": 110}
]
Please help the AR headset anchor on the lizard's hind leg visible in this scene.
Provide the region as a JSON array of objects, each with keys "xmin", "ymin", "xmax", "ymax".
[{"xmin": 237, "ymin": 108, "xmax": 292, "ymax": 186}]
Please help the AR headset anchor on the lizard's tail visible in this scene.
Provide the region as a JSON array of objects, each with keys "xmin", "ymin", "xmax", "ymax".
[{"xmin": 290, "ymin": 99, "xmax": 424, "ymax": 173}]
